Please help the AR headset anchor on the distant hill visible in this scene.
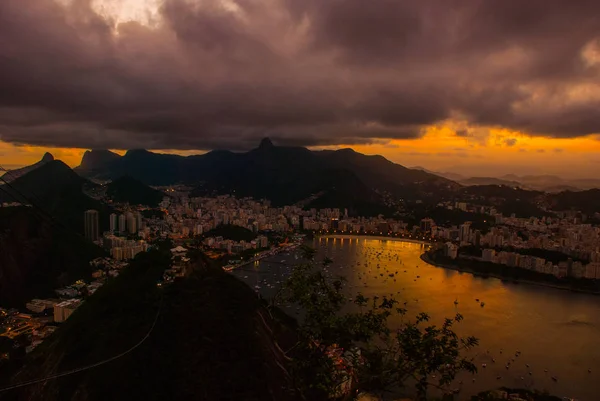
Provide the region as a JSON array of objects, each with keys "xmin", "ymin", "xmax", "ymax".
[
  {"xmin": 0, "ymin": 160, "xmax": 111, "ymax": 234},
  {"xmin": 455, "ymin": 173, "xmax": 600, "ymax": 192},
  {"xmin": 0, "ymin": 207, "xmax": 104, "ymax": 307},
  {"xmin": 1, "ymin": 152, "xmax": 54, "ymax": 183},
  {"xmin": 106, "ymin": 176, "xmax": 165, "ymax": 207},
  {"xmin": 74, "ymin": 139, "xmax": 457, "ymax": 216},
  {"xmin": 500, "ymin": 174, "xmax": 600, "ymax": 192},
  {"xmin": 459, "ymin": 176, "xmax": 523, "ymax": 188},
  {"xmin": 412, "ymin": 168, "xmax": 600, "ymax": 192},
  {"xmin": 458, "ymin": 185, "xmax": 550, "ymax": 218},
  {"xmin": 546, "ymin": 189, "xmax": 600, "ymax": 215},
  {"xmin": 316, "ymin": 148, "xmax": 459, "ymax": 200}
]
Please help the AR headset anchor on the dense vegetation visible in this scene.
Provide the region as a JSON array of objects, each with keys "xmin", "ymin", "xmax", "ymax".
[
  {"xmin": 405, "ymin": 206, "xmax": 492, "ymax": 232},
  {"xmin": 0, "ymin": 207, "xmax": 105, "ymax": 307},
  {"xmin": 106, "ymin": 175, "xmax": 165, "ymax": 207},
  {"xmin": 271, "ymin": 247, "xmax": 479, "ymax": 400},
  {"xmin": 202, "ymin": 224, "xmax": 257, "ymax": 242},
  {"xmin": 546, "ymin": 188, "xmax": 600, "ymax": 214}
]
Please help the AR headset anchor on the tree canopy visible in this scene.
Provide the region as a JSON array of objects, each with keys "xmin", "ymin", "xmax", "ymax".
[{"xmin": 272, "ymin": 246, "xmax": 478, "ymax": 400}]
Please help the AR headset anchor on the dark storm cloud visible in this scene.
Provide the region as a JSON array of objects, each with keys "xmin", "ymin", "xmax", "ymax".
[{"xmin": 0, "ymin": 0, "xmax": 600, "ymax": 150}]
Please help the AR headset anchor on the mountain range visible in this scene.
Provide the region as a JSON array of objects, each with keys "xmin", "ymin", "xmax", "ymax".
[
  {"xmin": 75, "ymin": 138, "xmax": 458, "ymax": 215},
  {"xmin": 3, "ymin": 141, "xmax": 599, "ymax": 219},
  {"xmin": 412, "ymin": 167, "xmax": 600, "ymax": 192}
]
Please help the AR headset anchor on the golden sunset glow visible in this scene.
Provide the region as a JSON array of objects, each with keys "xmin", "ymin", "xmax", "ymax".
[{"xmin": 3, "ymin": 123, "xmax": 599, "ymax": 178}]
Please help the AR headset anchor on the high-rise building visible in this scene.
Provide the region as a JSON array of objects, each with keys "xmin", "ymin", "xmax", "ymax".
[
  {"xmin": 459, "ymin": 222, "xmax": 472, "ymax": 243},
  {"xmin": 420, "ymin": 218, "xmax": 434, "ymax": 232},
  {"xmin": 109, "ymin": 213, "xmax": 118, "ymax": 232},
  {"xmin": 127, "ymin": 212, "xmax": 137, "ymax": 234},
  {"xmin": 118, "ymin": 214, "xmax": 127, "ymax": 233},
  {"xmin": 84, "ymin": 210, "xmax": 99, "ymax": 242},
  {"xmin": 136, "ymin": 212, "xmax": 143, "ymax": 231}
]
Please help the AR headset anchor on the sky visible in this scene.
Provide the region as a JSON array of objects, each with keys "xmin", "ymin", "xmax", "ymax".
[{"xmin": 1, "ymin": 0, "xmax": 600, "ymax": 178}]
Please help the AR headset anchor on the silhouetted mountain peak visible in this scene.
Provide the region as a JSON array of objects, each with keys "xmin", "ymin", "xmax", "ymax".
[
  {"xmin": 125, "ymin": 149, "xmax": 151, "ymax": 156},
  {"xmin": 1, "ymin": 152, "xmax": 56, "ymax": 183},
  {"xmin": 258, "ymin": 137, "xmax": 274, "ymax": 149},
  {"xmin": 78, "ymin": 149, "xmax": 121, "ymax": 170}
]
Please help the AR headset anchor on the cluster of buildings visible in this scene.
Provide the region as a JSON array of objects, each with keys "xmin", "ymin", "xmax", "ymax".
[
  {"xmin": 302, "ymin": 214, "xmax": 408, "ymax": 234},
  {"xmin": 0, "ymin": 257, "xmax": 128, "ymax": 359},
  {"xmin": 83, "ymin": 208, "xmax": 152, "ymax": 260},
  {"xmin": 432, "ymin": 203, "xmax": 600, "ymax": 281},
  {"xmin": 444, "ymin": 242, "xmax": 600, "ymax": 279},
  {"xmin": 156, "ymin": 193, "xmax": 296, "ymax": 237},
  {"xmin": 103, "ymin": 234, "xmax": 150, "ymax": 260},
  {"xmin": 109, "ymin": 211, "xmax": 144, "ymax": 235}
]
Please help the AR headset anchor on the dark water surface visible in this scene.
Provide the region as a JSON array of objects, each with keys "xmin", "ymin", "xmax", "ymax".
[{"xmin": 233, "ymin": 236, "xmax": 600, "ymax": 400}]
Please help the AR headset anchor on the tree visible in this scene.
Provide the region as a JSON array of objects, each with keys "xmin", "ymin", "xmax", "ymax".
[{"xmin": 273, "ymin": 247, "xmax": 478, "ymax": 400}]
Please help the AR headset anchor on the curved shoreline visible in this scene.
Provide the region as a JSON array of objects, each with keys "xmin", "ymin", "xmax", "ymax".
[
  {"xmin": 317, "ymin": 234, "xmax": 431, "ymax": 245},
  {"xmin": 420, "ymin": 252, "xmax": 600, "ymax": 296}
]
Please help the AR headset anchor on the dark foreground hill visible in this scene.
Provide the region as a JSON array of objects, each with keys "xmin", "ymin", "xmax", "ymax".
[
  {"xmin": 106, "ymin": 175, "xmax": 165, "ymax": 207},
  {"xmin": 0, "ymin": 160, "xmax": 111, "ymax": 234},
  {"xmin": 0, "ymin": 207, "xmax": 104, "ymax": 307},
  {"xmin": 0, "ymin": 153, "xmax": 54, "ymax": 183},
  {"xmin": 0, "ymin": 247, "xmax": 299, "ymax": 401}
]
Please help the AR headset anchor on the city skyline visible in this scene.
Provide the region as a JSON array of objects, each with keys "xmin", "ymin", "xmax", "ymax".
[{"xmin": 1, "ymin": 0, "xmax": 600, "ymax": 177}]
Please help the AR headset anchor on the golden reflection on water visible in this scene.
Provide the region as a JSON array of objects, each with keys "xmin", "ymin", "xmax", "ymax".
[{"xmin": 314, "ymin": 236, "xmax": 600, "ymax": 400}]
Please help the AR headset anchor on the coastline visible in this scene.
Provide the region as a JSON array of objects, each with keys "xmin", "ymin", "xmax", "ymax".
[
  {"xmin": 317, "ymin": 234, "xmax": 431, "ymax": 245},
  {"xmin": 420, "ymin": 251, "xmax": 600, "ymax": 296}
]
